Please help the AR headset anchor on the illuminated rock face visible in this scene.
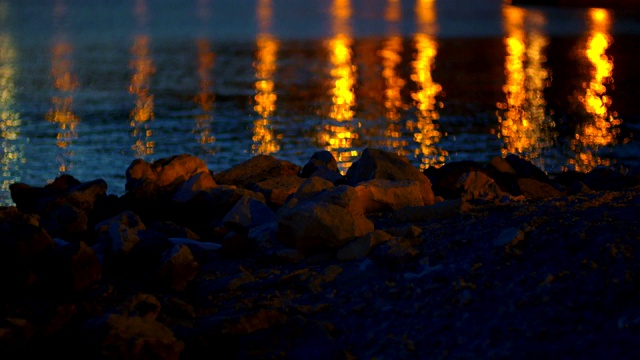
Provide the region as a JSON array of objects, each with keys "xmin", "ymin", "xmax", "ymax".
[
  {"xmin": 346, "ymin": 148, "xmax": 435, "ymax": 206},
  {"xmin": 277, "ymin": 185, "xmax": 374, "ymax": 253}
]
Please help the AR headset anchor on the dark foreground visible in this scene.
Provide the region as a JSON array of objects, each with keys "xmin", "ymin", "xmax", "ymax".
[{"xmin": 1, "ymin": 148, "xmax": 639, "ymax": 359}]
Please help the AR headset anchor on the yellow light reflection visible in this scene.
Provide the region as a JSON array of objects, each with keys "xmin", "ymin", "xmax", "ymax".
[
  {"xmin": 498, "ymin": 6, "xmax": 553, "ymax": 167},
  {"xmin": 194, "ymin": 38, "xmax": 216, "ymax": 149},
  {"xmin": 252, "ymin": 0, "xmax": 280, "ymax": 155},
  {"xmin": 408, "ymin": 0, "xmax": 446, "ymax": 170},
  {"xmin": 379, "ymin": 0, "xmax": 409, "ymax": 155},
  {"xmin": 320, "ymin": 0, "xmax": 358, "ymax": 172},
  {"xmin": 46, "ymin": 1, "xmax": 79, "ymax": 173},
  {"xmin": 0, "ymin": 30, "xmax": 24, "ymax": 193},
  {"xmin": 569, "ymin": 8, "xmax": 620, "ymax": 172}
]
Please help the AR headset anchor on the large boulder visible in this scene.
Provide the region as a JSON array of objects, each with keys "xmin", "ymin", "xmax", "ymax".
[
  {"xmin": 424, "ymin": 160, "xmax": 485, "ymax": 199},
  {"xmin": 172, "ymin": 171, "xmax": 217, "ymax": 203},
  {"xmin": 277, "ymin": 185, "xmax": 374, "ymax": 253},
  {"xmin": 212, "ymin": 155, "xmax": 301, "ymax": 188},
  {"xmin": 249, "ymin": 175, "xmax": 306, "ymax": 208},
  {"xmin": 346, "ymin": 148, "xmax": 435, "ymax": 205},
  {"xmin": 355, "ymin": 179, "xmax": 426, "ymax": 213},
  {"xmin": 126, "ymin": 154, "xmax": 210, "ymax": 198}
]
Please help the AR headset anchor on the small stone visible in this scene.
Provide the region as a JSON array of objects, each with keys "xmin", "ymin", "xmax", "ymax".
[{"xmin": 494, "ymin": 227, "xmax": 525, "ymax": 247}]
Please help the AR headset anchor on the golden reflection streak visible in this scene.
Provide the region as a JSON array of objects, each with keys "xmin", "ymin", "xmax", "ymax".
[
  {"xmin": 252, "ymin": 0, "xmax": 280, "ymax": 155},
  {"xmin": 379, "ymin": 0, "xmax": 409, "ymax": 155},
  {"xmin": 408, "ymin": 0, "xmax": 446, "ymax": 170},
  {"xmin": 46, "ymin": 1, "xmax": 79, "ymax": 173},
  {"xmin": 498, "ymin": 6, "xmax": 553, "ymax": 166},
  {"xmin": 569, "ymin": 8, "xmax": 620, "ymax": 172},
  {"xmin": 320, "ymin": 0, "xmax": 358, "ymax": 172},
  {"xmin": 129, "ymin": 35, "xmax": 155, "ymax": 157},
  {"xmin": 0, "ymin": 30, "xmax": 24, "ymax": 193},
  {"xmin": 194, "ymin": 38, "xmax": 216, "ymax": 149}
]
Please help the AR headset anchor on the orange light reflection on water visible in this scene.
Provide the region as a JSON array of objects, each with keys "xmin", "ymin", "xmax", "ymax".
[
  {"xmin": 0, "ymin": 22, "xmax": 24, "ymax": 192},
  {"xmin": 498, "ymin": 6, "xmax": 553, "ymax": 167},
  {"xmin": 408, "ymin": 0, "xmax": 446, "ymax": 170},
  {"xmin": 569, "ymin": 8, "xmax": 620, "ymax": 172},
  {"xmin": 194, "ymin": 38, "xmax": 216, "ymax": 149},
  {"xmin": 321, "ymin": 0, "xmax": 358, "ymax": 172},
  {"xmin": 129, "ymin": 34, "xmax": 155, "ymax": 157},
  {"xmin": 252, "ymin": 0, "xmax": 280, "ymax": 155},
  {"xmin": 379, "ymin": 0, "xmax": 409, "ymax": 156},
  {"xmin": 46, "ymin": 1, "xmax": 79, "ymax": 173}
]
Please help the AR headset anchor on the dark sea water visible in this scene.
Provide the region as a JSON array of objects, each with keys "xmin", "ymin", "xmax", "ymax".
[{"xmin": 1, "ymin": 0, "xmax": 640, "ymax": 205}]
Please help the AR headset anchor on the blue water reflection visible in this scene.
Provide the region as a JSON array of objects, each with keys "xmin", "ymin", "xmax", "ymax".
[{"xmin": 0, "ymin": 0, "xmax": 639, "ymax": 205}]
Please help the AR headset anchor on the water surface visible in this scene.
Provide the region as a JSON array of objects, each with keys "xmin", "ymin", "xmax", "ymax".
[{"xmin": 1, "ymin": 0, "xmax": 640, "ymax": 204}]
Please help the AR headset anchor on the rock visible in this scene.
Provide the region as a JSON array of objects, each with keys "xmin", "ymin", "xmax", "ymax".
[
  {"xmin": 288, "ymin": 176, "xmax": 335, "ymax": 203},
  {"xmin": 568, "ymin": 181, "xmax": 594, "ymax": 195},
  {"xmin": 0, "ymin": 216, "xmax": 54, "ymax": 289},
  {"xmin": 494, "ymin": 227, "xmax": 525, "ymax": 247},
  {"xmin": 355, "ymin": 179, "xmax": 426, "ymax": 213},
  {"xmin": 212, "ymin": 155, "xmax": 300, "ymax": 188},
  {"xmin": 300, "ymin": 150, "xmax": 339, "ymax": 177},
  {"xmin": 222, "ymin": 194, "xmax": 277, "ymax": 233},
  {"xmin": 172, "ymin": 171, "xmax": 217, "ymax": 203},
  {"xmin": 220, "ymin": 231, "xmax": 255, "ymax": 258},
  {"xmin": 250, "ymin": 175, "xmax": 305, "ymax": 208},
  {"xmin": 126, "ymin": 154, "xmax": 209, "ymax": 198},
  {"xmin": 346, "ymin": 148, "xmax": 435, "ymax": 205},
  {"xmin": 46, "ymin": 241, "xmax": 102, "ymax": 292},
  {"xmin": 504, "ymin": 154, "xmax": 549, "ymax": 182},
  {"xmin": 308, "ymin": 166, "xmax": 345, "ymax": 184},
  {"xmin": 0, "ymin": 207, "xmax": 40, "ymax": 226},
  {"xmin": 275, "ymin": 248, "xmax": 305, "ymax": 262},
  {"xmin": 456, "ymin": 171, "xmax": 512, "ymax": 203},
  {"xmin": 40, "ymin": 203, "xmax": 88, "ymax": 238},
  {"xmin": 277, "ymin": 186, "xmax": 374, "ymax": 253},
  {"xmin": 488, "ymin": 156, "xmax": 517, "ymax": 175},
  {"xmin": 10, "ymin": 177, "xmax": 107, "ymax": 215},
  {"xmin": 100, "ymin": 314, "xmax": 184, "ymax": 359},
  {"xmin": 517, "ymin": 178, "xmax": 562, "ymax": 200},
  {"xmin": 57, "ymin": 179, "xmax": 108, "ymax": 212},
  {"xmin": 158, "ymin": 244, "xmax": 199, "ymax": 291},
  {"xmin": 337, "ymin": 230, "xmax": 393, "ymax": 261},
  {"xmin": 424, "ymin": 160, "xmax": 485, "ymax": 199},
  {"xmin": 94, "ymin": 210, "xmax": 146, "ymax": 255},
  {"xmin": 149, "ymin": 221, "xmax": 200, "ymax": 240}
]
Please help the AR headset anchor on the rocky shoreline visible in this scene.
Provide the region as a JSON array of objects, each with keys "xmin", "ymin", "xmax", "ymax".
[{"xmin": 1, "ymin": 148, "xmax": 639, "ymax": 359}]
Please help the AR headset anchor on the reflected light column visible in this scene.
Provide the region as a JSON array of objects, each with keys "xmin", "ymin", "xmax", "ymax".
[
  {"xmin": 46, "ymin": 0, "xmax": 79, "ymax": 173},
  {"xmin": 379, "ymin": 0, "xmax": 409, "ymax": 155},
  {"xmin": 252, "ymin": 0, "xmax": 280, "ymax": 155},
  {"xmin": 129, "ymin": 0, "xmax": 155, "ymax": 157},
  {"xmin": 409, "ymin": 0, "xmax": 446, "ymax": 170},
  {"xmin": 0, "ymin": 4, "xmax": 24, "ymax": 193},
  {"xmin": 194, "ymin": 0, "xmax": 216, "ymax": 152},
  {"xmin": 498, "ymin": 6, "xmax": 553, "ymax": 167},
  {"xmin": 569, "ymin": 8, "xmax": 620, "ymax": 172},
  {"xmin": 321, "ymin": 0, "xmax": 358, "ymax": 172}
]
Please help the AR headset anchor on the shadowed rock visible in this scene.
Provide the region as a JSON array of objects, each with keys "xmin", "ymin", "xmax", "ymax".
[{"xmin": 249, "ymin": 175, "xmax": 305, "ymax": 208}]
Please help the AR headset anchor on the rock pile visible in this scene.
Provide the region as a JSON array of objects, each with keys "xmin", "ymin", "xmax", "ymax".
[{"xmin": 1, "ymin": 148, "xmax": 639, "ymax": 358}]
